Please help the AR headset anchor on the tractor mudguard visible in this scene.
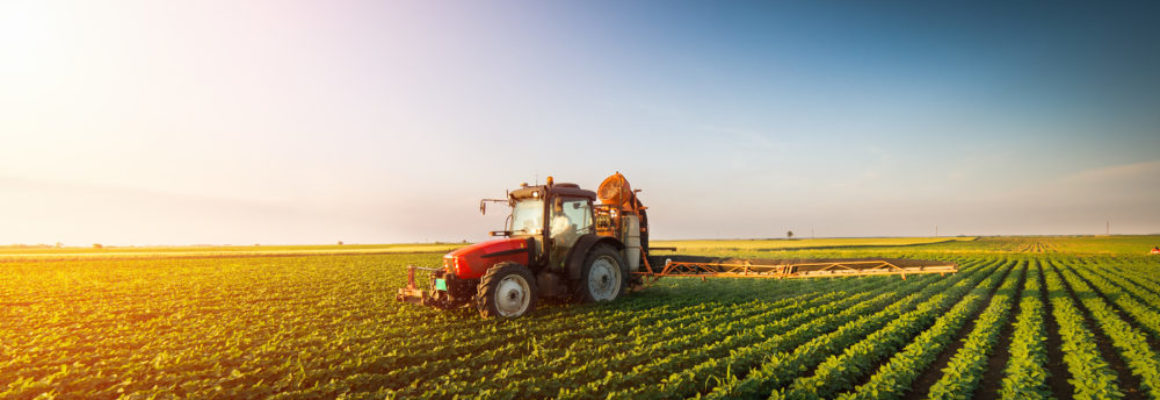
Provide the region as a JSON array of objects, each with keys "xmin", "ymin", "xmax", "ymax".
[{"xmin": 566, "ymin": 234, "xmax": 625, "ymax": 281}]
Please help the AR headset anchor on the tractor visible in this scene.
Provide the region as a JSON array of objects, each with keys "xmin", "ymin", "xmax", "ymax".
[
  {"xmin": 397, "ymin": 173, "xmax": 648, "ymax": 318},
  {"xmin": 397, "ymin": 172, "xmax": 958, "ymax": 318}
]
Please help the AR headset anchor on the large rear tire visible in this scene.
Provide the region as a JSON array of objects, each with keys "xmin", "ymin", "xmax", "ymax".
[
  {"xmin": 573, "ymin": 245, "xmax": 628, "ymax": 303},
  {"xmin": 639, "ymin": 209, "xmax": 649, "ymax": 266},
  {"xmin": 477, "ymin": 262, "xmax": 538, "ymax": 318}
]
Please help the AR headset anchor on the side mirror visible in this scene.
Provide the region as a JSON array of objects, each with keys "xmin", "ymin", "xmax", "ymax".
[{"xmin": 480, "ymin": 198, "xmax": 508, "ymax": 215}]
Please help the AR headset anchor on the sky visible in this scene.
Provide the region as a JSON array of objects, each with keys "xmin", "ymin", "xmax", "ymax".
[{"xmin": 2, "ymin": 1, "xmax": 1159, "ymax": 245}]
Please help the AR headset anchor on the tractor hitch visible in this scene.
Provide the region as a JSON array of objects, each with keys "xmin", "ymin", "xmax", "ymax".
[
  {"xmin": 396, "ymin": 265, "xmax": 443, "ymax": 305},
  {"xmin": 396, "ymin": 265, "xmax": 471, "ymax": 309}
]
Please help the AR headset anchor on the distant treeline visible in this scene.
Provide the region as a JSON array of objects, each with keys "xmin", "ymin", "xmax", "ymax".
[{"xmin": 1, "ymin": 243, "xmax": 61, "ymax": 249}]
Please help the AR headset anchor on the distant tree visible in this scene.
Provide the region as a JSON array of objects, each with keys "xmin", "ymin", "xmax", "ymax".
[
  {"xmin": 92, "ymin": 243, "xmax": 103, "ymax": 249},
  {"xmin": 787, "ymin": 230, "xmax": 794, "ymax": 239},
  {"xmin": 337, "ymin": 241, "xmax": 344, "ymax": 246}
]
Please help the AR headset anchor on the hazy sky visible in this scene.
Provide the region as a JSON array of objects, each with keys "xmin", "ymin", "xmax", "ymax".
[{"xmin": 2, "ymin": 1, "xmax": 1159, "ymax": 245}]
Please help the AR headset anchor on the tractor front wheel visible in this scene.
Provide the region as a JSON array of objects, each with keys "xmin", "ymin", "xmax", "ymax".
[
  {"xmin": 477, "ymin": 262, "xmax": 538, "ymax": 318},
  {"xmin": 574, "ymin": 245, "xmax": 628, "ymax": 303}
]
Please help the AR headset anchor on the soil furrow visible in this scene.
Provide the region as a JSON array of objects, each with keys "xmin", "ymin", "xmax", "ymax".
[
  {"xmin": 975, "ymin": 260, "xmax": 1028, "ymax": 400},
  {"xmin": 1069, "ymin": 263, "xmax": 1160, "ymax": 354},
  {"xmin": 1049, "ymin": 260, "xmax": 1145, "ymax": 400},
  {"xmin": 1037, "ymin": 259, "xmax": 1076, "ymax": 400},
  {"xmin": 901, "ymin": 259, "xmax": 1016, "ymax": 400}
]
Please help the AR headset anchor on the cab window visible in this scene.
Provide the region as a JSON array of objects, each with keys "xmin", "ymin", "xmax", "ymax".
[{"xmin": 550, "ymin": 197, "xmax": 592, "ymax": 236}]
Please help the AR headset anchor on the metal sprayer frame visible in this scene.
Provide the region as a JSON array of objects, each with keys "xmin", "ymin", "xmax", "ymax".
[{"xmin": 632, "ymin": 247, "xmax": 957, "ymax": 287}]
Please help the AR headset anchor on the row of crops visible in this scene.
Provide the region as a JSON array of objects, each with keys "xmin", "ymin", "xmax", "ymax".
[{"xmin": 4, "ymin": 238, "xmax": 1160, "ymax": 398}]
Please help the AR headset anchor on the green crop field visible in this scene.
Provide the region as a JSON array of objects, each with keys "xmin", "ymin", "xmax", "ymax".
[{"xmin": 5, "ymin": 236, "xmax": 1160, "ymax": 399}]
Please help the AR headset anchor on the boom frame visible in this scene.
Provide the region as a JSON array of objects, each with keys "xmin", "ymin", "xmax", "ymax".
[{"xmin": 633, "ymin": 250, "xmax": 956, "ymax": 287}]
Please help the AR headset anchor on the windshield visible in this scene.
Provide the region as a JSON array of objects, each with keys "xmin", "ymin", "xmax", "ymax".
[{"xmin": 510, "ymin": 199, "xmax": 544, "ymax": 236}]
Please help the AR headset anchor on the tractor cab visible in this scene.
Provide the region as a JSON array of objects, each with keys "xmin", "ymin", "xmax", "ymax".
[
  {"xmin": 398, "ymin": 173, "xmax": 648, "ymax": 318},
  {"xmin": 502, "ymin": 178, "xmax": 598, "ymax": 271}
]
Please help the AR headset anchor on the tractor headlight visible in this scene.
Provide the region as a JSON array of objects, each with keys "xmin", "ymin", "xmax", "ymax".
[{"xmin": 454, "ymin": 256, "xmax": 469, "ymax": 276}]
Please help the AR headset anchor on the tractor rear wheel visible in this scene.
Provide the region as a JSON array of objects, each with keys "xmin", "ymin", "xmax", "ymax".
[
  {"xmin": 477, "ymin": 262, "xmax": 538, "ymax": 318},
  {"xmin": 574, "ymin": 245, "xmax": 628, "ymax": 303}
]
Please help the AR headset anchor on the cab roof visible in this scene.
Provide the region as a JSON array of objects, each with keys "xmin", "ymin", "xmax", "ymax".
[{"xmin": 510, "ymin": 183, "xmax": 596, "ymax": 201}]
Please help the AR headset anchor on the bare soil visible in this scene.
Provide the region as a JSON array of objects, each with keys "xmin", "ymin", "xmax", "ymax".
[
  {"xmin": 975, "ymin": 264, "xmax": 1028, "ymax": 400},
  {"xmin": 1050, "ymin": 261, "xmax": 1144, "ymax": 400}
]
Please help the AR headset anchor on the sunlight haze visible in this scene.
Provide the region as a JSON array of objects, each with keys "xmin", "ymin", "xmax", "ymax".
[{"xmin": 2, "ymin": 1, "xmax": 1159, "ymax": 245}]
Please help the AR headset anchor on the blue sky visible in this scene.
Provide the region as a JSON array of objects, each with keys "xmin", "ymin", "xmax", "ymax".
[{"xmin": 2, "ymin": 1, "xmax": 1158, "ymax": 245}]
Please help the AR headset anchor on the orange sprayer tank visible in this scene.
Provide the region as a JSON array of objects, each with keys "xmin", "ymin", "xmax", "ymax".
[
  {"xmin": 597, "ymin": 172, "xmax": 644, "ymax": 272},
  {"xmin": 598, "ymin": 172, "xmax": 634, "ymax": 211}
]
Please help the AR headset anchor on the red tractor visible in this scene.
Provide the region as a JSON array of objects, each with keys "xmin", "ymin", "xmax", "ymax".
[
  {"xmin": 397, "ymin": 173, "xmax": 648, "ymax": 318},
  {"xmin": 397, "ymin": 173, "xmax": 960, "ymax": 318}
]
